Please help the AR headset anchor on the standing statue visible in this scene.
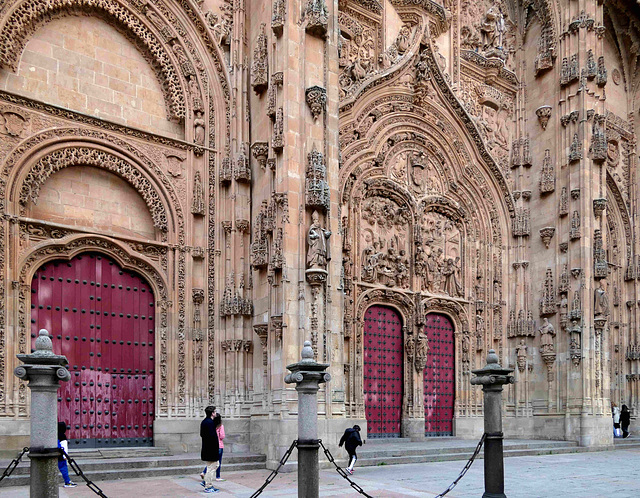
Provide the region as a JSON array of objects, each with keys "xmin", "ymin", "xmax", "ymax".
[
  {"xmin": 516, "ymin": 339, "xmax": 527, "ymax": 373},
  {"xmin": 442, "ymin": 257, "xmax": 463, "ymax": 297},
  {"xmin": 538, "ymin": 317, "xmax": 556, "ymax": 354},
  {"xmin": 307, "ymin": 210, "xmax": 331, "ymax": 269},
  {"xmin": 480, "ymin": 6, "xmax": 505, "ymax": 51},
  {"xmin": 194, "ymin": 111, "xmax": 206, "ymax": 145},
  {"xmin": 415, "ymin": 331, "xmax": 429, "ymax": 371},
  {"xmin": 594, "ymin": 279, "xmax": 609, "ymax": 317}
]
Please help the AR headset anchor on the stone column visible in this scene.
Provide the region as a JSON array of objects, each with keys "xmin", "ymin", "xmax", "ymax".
[
  {"xmin": 471, "ymin": 349, "xmax": 514, "ymax": 498},
  {"xmin": 14, "ymin": 329, "xmax": 70, "ymax": 498},
  {"xmin": 284, "ymin": 341, "xmax": 331, "ymax": 498}
]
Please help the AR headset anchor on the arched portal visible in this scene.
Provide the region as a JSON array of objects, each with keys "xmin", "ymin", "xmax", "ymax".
[
  {"xmin": 363, "ymin": 305, "xmax": 403, "ymax": 438},
  {"xmin": 31, "ymin": 252, "xmax": 155, "ymax": 448},
  {"xmin": 423, "ymin": 313, "xmax": 455, "ymax": 436}
]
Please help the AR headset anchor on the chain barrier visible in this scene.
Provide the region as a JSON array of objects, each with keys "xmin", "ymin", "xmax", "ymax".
[
  {"xmin": 249, "ymin": 439, "xmax": 298, "ymax": 498},
  {"xmin": 62, "ymin": 449, "xmax": 109, "ymax": 498},
  {"xmin": 434, "ymin": 433, "xmax": 486, "ymax": 498},
  {"xmin": 0, "ymin": 447, "xmax": 29, "ymax": 483},
  {"xmin": 318, "ymin": 439, "xmax": 374, "ymax": 498}
]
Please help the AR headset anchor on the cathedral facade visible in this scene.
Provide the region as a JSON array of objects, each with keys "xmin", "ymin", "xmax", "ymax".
[{"xmin": 0, "ymin": 0, "xmax": 638, "ymax": 465}]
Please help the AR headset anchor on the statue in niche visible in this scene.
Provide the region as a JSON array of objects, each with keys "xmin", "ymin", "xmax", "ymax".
[
  {"xmin": 442, "ymin": 257, "xmax": 464, "ymax": 297},
  {"xmin": 594, "ymin": 279, "xmax": 609, "ymax": 317},
  {"xmin": 194, "ymin": 111, "xmax": 206, "ymax": 145},
  {"xmin": 516, "ymin": 339, "xmax": 527, "ymax": 372},
  {"xmin": 415, "ymin": 330, "xmax": 429, "ymax": 370},
  {"xmin": 480, "ymin": 7, "xmax": 506, "ymax": 54},
  {"xmin": 538, "ymin": 318, "xmax": 556, "ymax": 354},
  {"xmin": 461, "ymin": 332, "xmax": 470, "ymax": 363},
  {"xmin": 307, "ymin": 210, "xmax": 331, "ymax": 270}
]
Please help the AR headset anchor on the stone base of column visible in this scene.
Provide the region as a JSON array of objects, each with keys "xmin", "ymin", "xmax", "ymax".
[
  {"xmin": 482, "ymin": 492, "xmax": 507, "ymax": 498},
  {"xmin": 579, "ymin": 414, "xmax": 614, "ymax": 447},
  {"xmin": 29, "ymin": 448, "xmax": 61, "ymax": 498},
  {"xmin": 401, "ymin": 418, "xmax": 425, "ymax": 440}
]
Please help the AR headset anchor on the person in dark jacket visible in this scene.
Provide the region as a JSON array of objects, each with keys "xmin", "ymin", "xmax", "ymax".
[
  {"xmin": 339, "ymin": 425, "xmax": 363, "ymax": 475},
  {"xmin": 200, "ymin": 405, "xmax": 220, "ymax": 493},
  {"xmin": 621, "ymin": 404, "xmax": 631, "ymax": 439}
]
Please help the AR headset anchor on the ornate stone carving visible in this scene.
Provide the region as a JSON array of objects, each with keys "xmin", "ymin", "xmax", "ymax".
[
  {"xmin": 535, "ymin": 106, "xmax": 552, "ymax": 131},
  {"xmin": 191, "ymin": 171, "xmax": 205, "ymax": 215},
  {"xmin": 596, "ymin": 56, "xmax": 607, "ymax": 87},
  {"xmin": 253, "ymin": 324, "xmax": 269, "ymax": 367},
  {"xmin": 220, "ymin": 272, "xmax": 253, "ymax": 317},
  {"xmin": 0, "ymin": 108, "xmax": 30, "ymax": 137},
  {"xmin": 307, "ymin": 210, "xmax": 331, "ymax": 270},
  {"xmin": 538, "ymin": 318, "xmax": 556, "ymax": 355},
  {"xmin": 251, "ymin": 24, "xmax": 269, "ymax": 94},
  {"xmin": 590, "ymin": 114, "xmax": 606, "ymax": 164},
  {"xmin": 306, "ymin": 86, "xmax": 327, "ymax": 121},
  {"xmin": 272, "ymin": 107, "xmax": 284, "ymax": 151},
  {"xmin": 194, "ymin": 111, "xmax": 206, "ymax": 146},
  {"xmin": 271, "ymin": 0, "xmax": 285, "ymax": 36},
  {"xmin": 559, "ymin": 187, "xmax": 568, "ymax": 216},
  {"xmin": 539, "ymin": 227, "xmax": 555, "ymax": 249},
  {"xmin": 534, "ymin": 18, "xmax": 557, "ymax": 76},
  {"xmin": 20, "ymin": 146, "xmax": 168, "ymax": 231},
  {"xmin": 516, "ymin": 339, "xmax": 527, "ymax": 373},
  {"xmin": 569, "ymin": 133, "xmax": 582, "ymax": 163},
  {"xmin": 305, "ymin": 146, "xmax": 330, "ymax": 211},
  {"xmin": 414, "ymin": 331, "xmax": 429, "ymax": 372},
  {"xmin": 234, "ymin": 145, "xmax": 251, "ymax": 182},
  {"xmin": 594, "ymin": 280, "xmax": 609, "ymax": 317},
  {"xmin": 594, "ymin": 229, "xmax": 608, "ymax": 279},
  {"xmin": 267, "ymin": 72, "xmax": 283, "ymax": 119},
  {"xmin": 304, "ymin": 0, "xmax": 328, "ymax": 38},
  {"xmin": 540, "ymin": 268, "xmax": 556, "ymax": 316},
  {"xmin": 570, "ymin": 210, "xmax": 581, "ymax": 240},
  {"xmin": 512, "ymin": 208, "xmax": 530, "ymax": 237},
  {"xmin": 539, "ymin": 149, "xmax": 555, "ymax": 193},
  {"xmin": 593, "ymin": 198, "xmax": 607, "ymax": 218},
  {"xmin": 251, "ymin": 142, "xmax": 269, "ymax": 169}
]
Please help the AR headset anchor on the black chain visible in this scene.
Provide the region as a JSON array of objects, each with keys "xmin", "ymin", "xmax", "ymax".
[
  {"xmin": 318, "ymin": 440, "xmax": 374, "ymax": 498},
  {"xmin": 62, "ymin": 449, "xmax": 109, "ymax": 498},
  {"xmin": 249, "ymin": 439, "xmax": 298, "ymax": 498},
  {"xmin": 434, "ymin": 433, "xmax": 486, "ymax": 498},
  {"xmin": 0, "ymin": 447, "xmax": 29, "ymax": 482}
]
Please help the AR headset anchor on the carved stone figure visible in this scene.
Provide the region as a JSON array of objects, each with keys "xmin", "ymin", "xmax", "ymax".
[
  {"xmin": 442, "ymin": 258, "xmax": 463, "ymax": 297},
  {"xmin": 516, "ymin": 339, "xmax": 527, "ymax": 373},
  {"xmin": 480, "ymin": 7, "xmax": 506, "ymax": 56},
  {"xmin": 193, "ymin": 111, "xmax": 206, "ymax": 145},
  {"xmin": 307, "ymin": 210, "xmax": 331, "ymax": 270},
  {"xmin": 594, "ymin": 280, "xmax": 609, "ymax": 317},
  {"xmin": 538, "ymin": 318, "xmax": 556, "ymax": 354},
  {"xmin": 415, "ymin": 331, "xmax": 429, "ymax": 371}
]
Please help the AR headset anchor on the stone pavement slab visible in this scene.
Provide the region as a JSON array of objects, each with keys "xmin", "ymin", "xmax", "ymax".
[{"xmin": 0, "ymin": 448, "xmax": 638, "ymax": 497}]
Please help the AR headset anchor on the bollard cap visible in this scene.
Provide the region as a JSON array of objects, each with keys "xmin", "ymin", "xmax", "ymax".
[
  {"xmin": 301, "ymin": 341, "xmax": 314, "ymax": 363},
  {"xmin": 33, "ymin": 329, "xmax": 54, "ymax": 356}
]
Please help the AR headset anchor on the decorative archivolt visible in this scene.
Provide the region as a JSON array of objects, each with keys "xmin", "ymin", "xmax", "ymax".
[
  {"xmin": 1, "ymin": 128, "xmax": 186, "ymax": 245},
  {"xmin": 0, "ymin": 0, "xmax": 187, "ymax": 120},
  {"xmin": 19, "ymin": 146, "xmax": 169, "ymax": 231},
  {"xmin": 355, "ymin": 287, "xmax": 415, "ymax": 330},
  {"xmin": 16, "ymin": 234, "xmax": 170, "ymax": 410},
  {"xmin": 421, "ymin": 297, "xmax": 470, "ymax": 333}
]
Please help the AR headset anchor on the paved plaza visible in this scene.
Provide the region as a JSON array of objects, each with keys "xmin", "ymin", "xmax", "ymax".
[{"xmin": 1, "ymin": 447, "xmax": 638, "ymax": 497}]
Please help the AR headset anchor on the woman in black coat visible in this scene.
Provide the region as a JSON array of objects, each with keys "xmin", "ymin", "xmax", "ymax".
[
  {"xmin": 620, "ymin": 404, "xmax": 631, "ymax": 439},
  {"xmin": 200, "ymin": 406, "xmax": 220, "ymax": 491}
]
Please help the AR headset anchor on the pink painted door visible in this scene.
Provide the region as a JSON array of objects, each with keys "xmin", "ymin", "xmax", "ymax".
[
  {"xmin": 423, "ymin": 313, "xmax": 455, "ymax": 436},
  {"xmin": 364, "ymin": 306, "xmax": 403, "ymax": 438},
  {"xmin": 31, "ymin": 253, "xmax": 155, "ymax": 448}
]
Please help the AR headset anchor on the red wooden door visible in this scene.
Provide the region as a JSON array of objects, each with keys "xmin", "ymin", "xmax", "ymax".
[
  {"xmin": 423, "ymin": 313, "xmax": 455, "ymax": 436},
  {"xmin": 31, "ymin": 253, "xmax": 155, "ymax": 448},
  {"xmin": 364, "ymin": 306, "xmax": 403, "ymax": 438}
]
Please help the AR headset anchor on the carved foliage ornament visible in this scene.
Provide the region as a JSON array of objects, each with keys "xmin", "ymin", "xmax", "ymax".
[
  {"xmin": 0, "ymin": 0, "xmax": 187, "ymax": 120},
  {"xmin": 251, "ymin": 23, "xmax": 269, "ymax": 94},
  {"xmin": 305, "ymin": 86, "xmax": 327, "ymax": 121},
  {"xmin": 20, "ymin": 147, "xmax": 168, "ymax": 231}
]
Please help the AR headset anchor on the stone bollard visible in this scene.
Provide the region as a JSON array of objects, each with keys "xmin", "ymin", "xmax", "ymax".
[
  {"xmin": 15, "ymin": 329, "xmax": 71, "ymax": 498},
  {"xmin": 284, "ymin": 341, "xmax": 331, "ymax": 498},
  {"xmin": 471, "ymin": 349, "xmax": 514, "ymax": 498}
]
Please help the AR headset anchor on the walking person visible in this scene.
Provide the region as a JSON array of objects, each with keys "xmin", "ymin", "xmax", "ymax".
[
  {"xmin": 621, "ymin": 404, "xmax": 631, "ymax": 439},
  {"xmin": 200, "ymin": 406, "xmax": 220, "ymax": 493},
  {"xmin": 339, "ymin": 425, "xmax": 363, "ymax": 475},
  {"xmin": 214, "ymin": 413, "xmax": 225, "ymax": 482},
  {"xmin": 612, "ymin": 403, "xmax": 622, "ymax": 437},
  {"xmin": 57, "ymin": 422, "xmax": 77, "ymax": 488}
]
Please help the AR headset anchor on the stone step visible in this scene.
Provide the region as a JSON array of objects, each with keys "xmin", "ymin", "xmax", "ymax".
[
  {"xmin": 67, "ymin": 447, "xmax": 172, "ymax": 459},
  {"xmin": 358, "ymin": 440, "xmax": 577, "ymax": 459},
  {"xmin": 0, "ymin": 460, "xmax": 266, "ymax": 488}
]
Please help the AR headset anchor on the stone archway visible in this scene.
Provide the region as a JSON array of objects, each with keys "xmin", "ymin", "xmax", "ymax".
[{"xmin": 31, "ymin": 252, "xmax": 156, "ymax": 447}]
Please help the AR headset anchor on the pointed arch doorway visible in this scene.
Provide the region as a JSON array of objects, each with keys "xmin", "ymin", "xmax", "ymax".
[
  {"xmin": 423, "ymin": 313, "xmax": 455, "ymax": 436},
  {"xmin": 363, "ymin": 305, "xmax": 404, "ymax": 438},
  {"xmin": 30, "ymin": 252, "xmax": 155, "ymax": 447}
]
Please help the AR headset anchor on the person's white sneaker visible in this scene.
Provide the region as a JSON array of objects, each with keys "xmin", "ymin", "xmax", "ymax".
[
  {"xmin": 64, "ymin": 482, "xmax": 77, "ymax": 488},
  {"xmin": 346, "ymin": 468, "xmax": 353, "ymax": 475},
  {"xmin": 216, "ymin": 478, "xmax": 226, "ymax": 481}
]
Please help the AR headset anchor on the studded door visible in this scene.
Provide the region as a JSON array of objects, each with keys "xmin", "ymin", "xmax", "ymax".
[
  {"xmin": 423, "ymin": 313, "xmax": 455, "ymax": 436},
  {"xmin": 363, "ymin": 306, "xmax": 403, "ymax": 438},
  {"xmin": 31, "ymin": 253, "xmax": 155, "ymax": 448}
]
